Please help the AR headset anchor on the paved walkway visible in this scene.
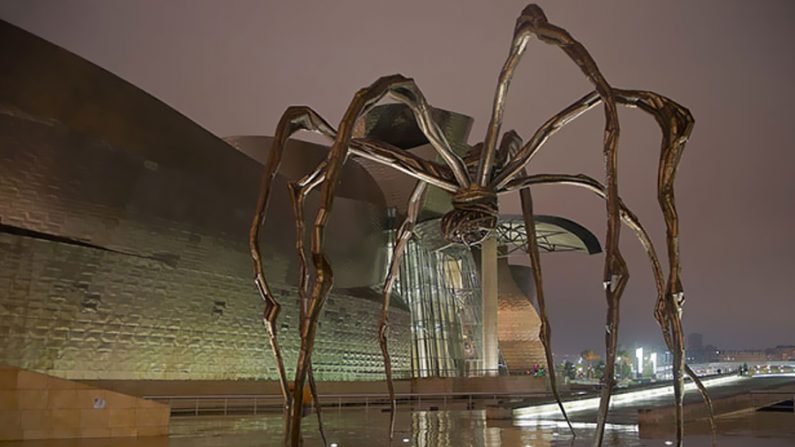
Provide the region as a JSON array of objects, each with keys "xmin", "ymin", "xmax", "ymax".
[
  {"xmin": 1, "ymin": 376, "xmax": 793, "ymax": 446},
  {"xmin": 0, "ymin": 408, "xmax": 793, "ymax": 446},
  {"xmin": 515, "ymin": 375, "xmax": 795, "ymax": 425}
]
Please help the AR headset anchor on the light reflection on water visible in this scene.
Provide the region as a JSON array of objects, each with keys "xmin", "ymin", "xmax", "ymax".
[
  {"xmin": 169, "ymin": 410, "xmax": 644, "ymax": 446},
  {"xmin": 2, "ymin": 409, "xmax": 792, "ymax": 446},
  {"xmin": 167, "ymin": 409, "xmax": 794, "ymax": 447}
]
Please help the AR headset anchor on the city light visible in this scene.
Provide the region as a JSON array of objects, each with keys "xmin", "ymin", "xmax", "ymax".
[
  {"xmin": 636, "ymin": 347, "xmax": 644, "ymax": 375},
  {"xmin": 650, "ymin": 352, "xmax": 658, "ymax": 375},
  {"xmin": 513, "ymin": 374, "xmax": 744, "ymax": 419},
  {"xmin": 513, "ymin": 419, "xmax": 639, "ymax": 433}
]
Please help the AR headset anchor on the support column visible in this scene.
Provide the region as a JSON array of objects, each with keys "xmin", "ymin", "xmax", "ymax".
[{"xmin": 481, "ymin": 235, "xmax": 499, "ymax": 376}]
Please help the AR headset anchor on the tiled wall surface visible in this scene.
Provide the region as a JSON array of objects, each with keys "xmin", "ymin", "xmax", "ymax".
[
  {"xmin": 0, "ymin": 231, "xmax": 411, "ymax": 381},
  {"xmin": 0, "ymin": 103, "xmax": 410, "ymax": 382},
  {"xmin": 497, "ymin": 260, "xmax": 546, "ymax": 372},
  {"xmin": 0, "ymin": 364, "xmax": 169, "ymax": 441}
]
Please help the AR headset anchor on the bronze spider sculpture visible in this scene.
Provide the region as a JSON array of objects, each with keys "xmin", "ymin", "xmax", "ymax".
[{"xmin": 250, "ymin": 4, "xmax": 715, "ymax": 446}]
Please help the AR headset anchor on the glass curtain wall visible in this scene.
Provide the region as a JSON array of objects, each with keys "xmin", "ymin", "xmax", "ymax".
[{"xmin": 386, "ymin": 210, "xmax": 483, "ymax": 377}]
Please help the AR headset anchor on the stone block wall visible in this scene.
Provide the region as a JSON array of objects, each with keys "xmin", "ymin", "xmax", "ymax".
[{"xmin": 0, "ymin": 364, "xmax": 169, "ymax": 441}]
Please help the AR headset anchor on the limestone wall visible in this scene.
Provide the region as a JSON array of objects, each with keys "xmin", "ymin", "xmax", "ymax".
[{"xmin": 0, "ymin": 364, "xmax": 169, "ymax": 441}]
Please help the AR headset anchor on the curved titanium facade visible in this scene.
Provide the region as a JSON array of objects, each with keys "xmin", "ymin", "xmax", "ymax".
[
  {"xmin": 0, "ymin": 20, "xmax": 410, "ymax": 381},
  {"xmin": 497, "ymin": 259, "xmax": 547, "ymax": 372}
]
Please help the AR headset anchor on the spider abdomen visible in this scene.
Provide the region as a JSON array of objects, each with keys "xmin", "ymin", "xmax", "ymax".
[{"xmin": 440, "ymin": 187, "xmax": 498, "ymax": 246}]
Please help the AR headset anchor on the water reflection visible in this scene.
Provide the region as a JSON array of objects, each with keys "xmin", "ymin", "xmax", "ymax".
[
  {"xmin": 168, "ymin": 409, "xmax": 793, "ymax": 447},
  {"xmin": 182, "ymin": 409, "xmax": 794, "ymax": 447},
  {"xmin": 2, "ymin": 409, "xmax": 793, "ymax": 446}
]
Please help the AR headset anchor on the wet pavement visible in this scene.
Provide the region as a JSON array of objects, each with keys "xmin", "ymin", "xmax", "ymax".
[
  {"xmin": 515, "ymin": 375, "xmax": 795, "ymax": 425},
  {"xmin": 1, "ymin": 408, "xmax": 793, "ymax": 447}
]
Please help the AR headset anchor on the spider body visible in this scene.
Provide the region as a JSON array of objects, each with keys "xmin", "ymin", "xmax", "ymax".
[
  {"xmin": 249, "ymin": 5, "xmax": 713, "ymax": 446},
  {"xmin": 441, "ymin": 187, "xmax": 498, "ymax": 245}
]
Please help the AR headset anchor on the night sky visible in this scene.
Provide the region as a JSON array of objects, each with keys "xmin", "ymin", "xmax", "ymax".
[{"xmin": 2, "ymin": 0, "xmax": 793, "ymax": 355}]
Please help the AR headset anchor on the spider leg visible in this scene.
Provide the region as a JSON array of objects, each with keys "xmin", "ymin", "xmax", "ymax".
[
  {"xmin": 350, "ymin": 138, "xmax": 457, "ymax": 192},
  {"xmin": 496, "ymin": 129, "xmax": 522, "ymax": 166},
  {"xmin": 481, "ymin": 10, "xmax": 625, "ymax": 442},
  {"xmin": 281, "ymin": 135, "xmax": 460, "ymax": 445},
  {"xmin": 615, "ymin": 88, "xmax": 699, "ymax": 447},
  {"xmin": 288, "ymin": 160, "xmax": 330, "ymax": 446},
  {"xmin": 380, "ymin": 181, "xmax": 427, "ymax": 439},
  {"xmin": 289, "ymin": 161, "xmax": 328, "ymax": 327},
  {"xmin": 479, "ymin": 6, "xmax": 621, "ymax": 194},
  {"xmin": 495, "ymin": 130, "xmax": 576, "ymax": 436},
  {"xmin": 519, "ymin": 187, "xmax": 576, "ymax": 437},
  {"xmin": 381, "ymin": 85, "xmax": 470, "ymax": 188},
  {"xmin": 495, "ymin": 85, "xmax": 706, "ymax": 446},
  {"xmin": 502, "ymin": 173, "xmax": 715, "ymax": 446},
  {"xmin": 288, "ymin": 74, "xmax": 456, "ymax": 445},
  {"xmin": 685, "ymin": 365, "xmax": 717, "ymax": 447},
  {"xmin": 249, "ymin": 106, "xmax": 335, "ymax": 436},
  {"xmin": 491, "ymin": 91, "xmax": 601, "ymax": 190}
]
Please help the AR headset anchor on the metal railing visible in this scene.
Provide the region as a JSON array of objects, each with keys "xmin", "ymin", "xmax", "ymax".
[
  {"xmin": 144, "ymin": 391, "xmax": 547, "ymax": 417},
  {"xmin": 145, "ymin": 371, "xmax": 764, "ymax": 417},
  {"xmin": 303, "ymin": 368, "xmax": 549, "ymax": 379}
]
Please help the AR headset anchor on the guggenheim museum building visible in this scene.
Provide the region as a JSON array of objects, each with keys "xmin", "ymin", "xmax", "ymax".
[{"xmin": 0, "ymin": 20, "xmax": 600, "ymax": 384}]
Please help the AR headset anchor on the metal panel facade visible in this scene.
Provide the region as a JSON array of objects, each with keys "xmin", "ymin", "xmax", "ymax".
[{"xmin": 0, "ymin": 20, "xmax": 411, "ymax": 381}]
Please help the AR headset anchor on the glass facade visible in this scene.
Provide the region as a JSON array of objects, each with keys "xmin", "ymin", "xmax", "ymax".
[{"xmin": 387, "ymin": 211, "xmax": 484, "ymax": 378}]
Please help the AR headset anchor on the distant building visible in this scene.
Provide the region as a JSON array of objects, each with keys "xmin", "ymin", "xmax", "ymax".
[
  {"xmin": 766, "ymin": 345, "xmax": 795, "ymax": 361},
  {"xmin": 687, "ymin": 333, "xmax": 704, "ymax": 351},
  {"xmin": 719, "ymin": 350, "xmax": 767, "ymax": 362},
  {"xmin": 661, "ymin": 350, "xmax": 673, "ymax": 367},
  {"xmin": 685, "ymin": 333, "xmax": 722, "ymax": 363}
]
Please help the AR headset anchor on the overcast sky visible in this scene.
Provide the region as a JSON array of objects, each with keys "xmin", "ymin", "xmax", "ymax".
[{"xmin": 2, "ymin": 0, "xmax": 793, "ymax": 355}]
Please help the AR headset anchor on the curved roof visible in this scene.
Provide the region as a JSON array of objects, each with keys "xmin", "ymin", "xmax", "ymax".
[
  {"xmin": 224, "ymin": 135, "xmax": 386, "ymax": 208},
  {"xmin": 413, "ymin": 214, "xmax": 602, "ymax": 255},
  {"xmin": 0, "ymin": 19, "xmax": 392, "ymax": 294},
  {"xmin": 224, "ymin": 102, "xmax": 474, "ymax": 218},
  {"xmin": 494, "ymin": 214, "xmax": 602, "ymax": 256}
]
